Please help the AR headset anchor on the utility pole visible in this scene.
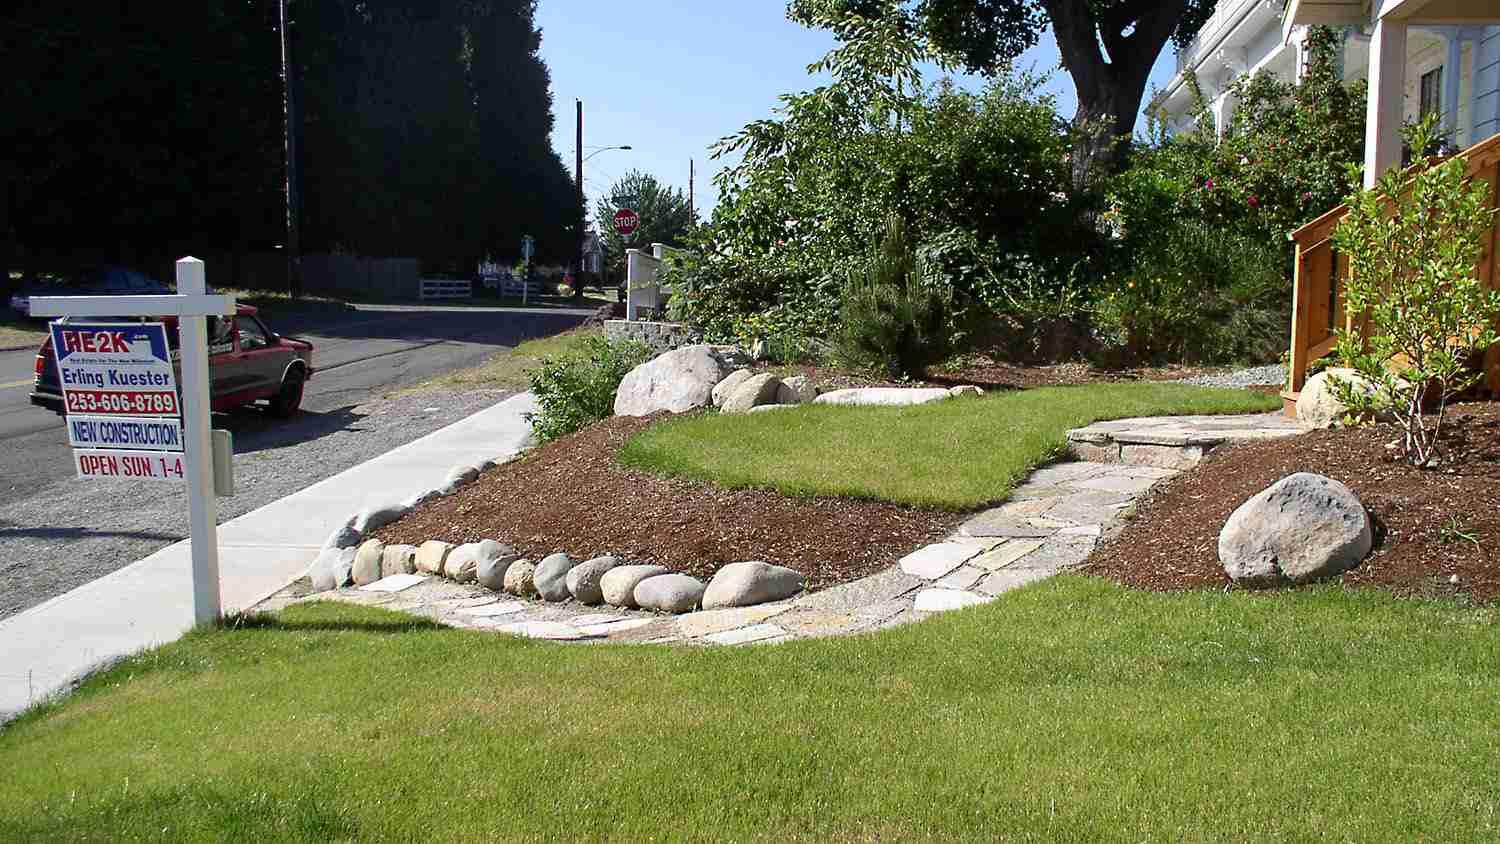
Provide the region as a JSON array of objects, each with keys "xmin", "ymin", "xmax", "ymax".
[
  {"xmin": 576, "ymin": 99, "xmax": 585, "ymax": 280},
  {"xmin": 279, "ymin": 0, "xmax": 303, "ymax": 299},
  {"xmin": 689, "ymin": 159, "xmax": 695, "ymax": 221}
]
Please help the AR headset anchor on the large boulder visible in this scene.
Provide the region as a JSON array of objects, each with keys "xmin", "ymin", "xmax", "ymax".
[
  {"xmin": 614, "ymin": 345, "xmax": 738, "ymax": 416},
  {"xmin": 503, "ymin": 559, "xmax": 537, "ymax": 597},
  {"xmin": 443, "ymin": 543, "xmax": 482, "ymax": 583},
  {"xmin": 565, "ymin": 555, "xmax": 622, "ymax": 605},
  {"xmin": 1296, "ymin": 368, "xmax": 1388, "ymax": 429},
  {"xmin": 352, "ymin": 539, "xmax": 385, "ymax": 586},
  {"xmin": 702, "ymin": 561, "xmax": 806, "ymax": 609},
  {"xmin": 600, "ymin": 564, "xmax": 670, "ymax": 608},
  {"xmin": 1219, "ymin": 473, "xmax": 1372, "ymax": 587},
  {"xmin": 475, "ymin": 540, "xmax": 520, "ymax": 592},
  {"xmin": 813, "ymin": 387, "xmax": 952, "ymax": 407},
  {"xmin": 308, "ymin": 547, "xmax": 348, "ymax": 592},
  {"xmin": 381, "ymin": 544, "xmax": 418, "ymax": 577},
  {"xmin": 352, "ymin": 503, "xmax": 409, "ymax": 535},
  {"xmin": 438, "ymin": 464, "xmax": 481, "ymax": 496},
  {"xmin": 777, "ymin": 375, "xmax": 818, "ymax": 404},
  {"xmin": 721, "ymin": 373, "xmax": 783, "ymax": 414},
  {"xmin": 712, "ymin": 369, "xmax": 754, "ymax": 408},
  {"xmin": 634, "ymin": 574, "xmax": 706, "ymax": 614},
  {"xmin": 534, "ymin": 553, "xmax": 579, "ymax": 602},
  {"xmin": 323, "ymin": 519, "xmax": 361, "ymax": 550},
  {"xmin": 414, "ymin": 540, "xmax": 454, "ymax": 575}
]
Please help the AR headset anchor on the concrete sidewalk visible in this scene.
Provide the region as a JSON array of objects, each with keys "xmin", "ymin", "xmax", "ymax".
[{"xmin": 0, "ymin": 392, "xmax": 538, "ymax": 720}]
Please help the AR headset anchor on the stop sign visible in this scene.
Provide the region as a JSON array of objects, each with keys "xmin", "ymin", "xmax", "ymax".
[{"xmin": 613, "ymin": 208, "xmax": 640, "ymax": 237}]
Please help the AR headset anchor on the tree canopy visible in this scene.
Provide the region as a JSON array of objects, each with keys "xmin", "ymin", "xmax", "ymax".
[
  {"xmin": 1, "ymin": 0, "xmax": 580, "ymax": 286},
  {"xmin": 593, "ymin": 171, "xmax": 694, "ymax": 277},
  {"xmin": 788, "ymin": 0, "xmax": 1219, "ymax": 185}
]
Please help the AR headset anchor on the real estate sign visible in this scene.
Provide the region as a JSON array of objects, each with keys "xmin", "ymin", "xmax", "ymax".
[
  {"xmin": 49, "ymin": 322, "xmax": 179, "ymax": 417},
  {"xmin": 48, "ymin": 321, "xmax": 184, "ymax": 482}
]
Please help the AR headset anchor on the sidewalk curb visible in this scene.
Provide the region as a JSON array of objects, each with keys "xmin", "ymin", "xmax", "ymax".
[{"xmin": 0, "ymin": 391, "xmax": 538, "ymax": 721}]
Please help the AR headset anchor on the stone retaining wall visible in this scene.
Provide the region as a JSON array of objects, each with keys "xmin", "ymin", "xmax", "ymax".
[{"xmin": 604, "ymin": 319, "xmax": 703, "ymax": 354}]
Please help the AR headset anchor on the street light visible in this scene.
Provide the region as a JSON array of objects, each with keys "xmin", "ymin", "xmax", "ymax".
[{"xmin": 584, "ymin": 144, "xmax": 633, "ymax": 162}]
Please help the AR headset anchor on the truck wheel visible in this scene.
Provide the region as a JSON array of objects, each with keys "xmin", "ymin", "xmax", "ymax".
[{"xmin": 269, "ymin": 368, "xmax": 305, "ymax": 418}]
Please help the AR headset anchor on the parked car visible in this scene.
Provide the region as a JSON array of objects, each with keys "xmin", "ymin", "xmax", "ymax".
[
  {"xmin": 10, "ymin": 266, "xmax": 170, "ymax": 318},
  {"xmin": 30, "ymin": 305, "xmax": 314, "ymax": 418}
]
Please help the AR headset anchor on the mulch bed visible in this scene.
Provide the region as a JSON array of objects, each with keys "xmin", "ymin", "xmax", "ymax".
[
  {"xmin": 373, "ymin": 415, "xmax": 961, "ymax": 591},
  {"xmin": 1085, "ymin": 402, "xmax": 1500, "ymax": 603}
]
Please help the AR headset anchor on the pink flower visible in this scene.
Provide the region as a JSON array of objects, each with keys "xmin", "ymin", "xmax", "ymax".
[
  {"xmin": 1301, "ymin": 191, "xmax": 1313, "ymax": 203},
  {"xmin": 1247, "ymin": 195, "xmax": 1259, "ymax": 209},
  {"xmin": 1204, "ymin": 178, "xmax": 1215, "ymax": 190}
]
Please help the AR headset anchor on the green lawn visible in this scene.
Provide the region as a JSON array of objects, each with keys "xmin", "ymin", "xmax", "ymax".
[
  {"xmin": 0, "ymin": 312, "xmax": 47, "ymax": 349},
  {"xmin": 396, "ymin": 326, "xmax": 603, "ymax": 395},
  {"xmin": 619, "ymin": 383, "xmax": 1280, "ymax": 510},
  {"xmin": 2, "ymin": 579, "xmax": 1497, "ymax": 840}
]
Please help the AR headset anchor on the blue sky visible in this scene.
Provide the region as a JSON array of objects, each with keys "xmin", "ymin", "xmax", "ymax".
[{"xmin": 537, "ymin": 2, "xmax": 1177, "ymax": 221}]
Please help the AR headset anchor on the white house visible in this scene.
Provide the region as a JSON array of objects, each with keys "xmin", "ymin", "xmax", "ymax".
[{"xmin": 1152, "ymin": 0, "xmax": 1500, "ymax": 154}]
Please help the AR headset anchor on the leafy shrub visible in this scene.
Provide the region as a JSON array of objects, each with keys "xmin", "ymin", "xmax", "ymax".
[
  {"xmin": 1093, "ymin": 219, "xmax": 1289, "ymax": 364},
  {"xmin": 837, "ymin": 215, "xmax": 953, "ymax": 377},
  {"xmin": 524, "ymin": 336, "xmax": 651, "ymax": 442},
  {"xmin": 1129, "ymin": 27, "xmax": 1365, "ymax": 249},
  {"xmin": 669, "ymin": 31, "xmax": 1074, "ymax": 345},
  {"xmin": 1330, "ymin": 117, "xmax": 1500, "ymax": 467}
]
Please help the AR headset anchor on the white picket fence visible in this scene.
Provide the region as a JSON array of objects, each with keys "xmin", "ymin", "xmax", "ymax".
[{"xmin": 418, "ymin": 278, "xmax": 473, "ymax": 300}]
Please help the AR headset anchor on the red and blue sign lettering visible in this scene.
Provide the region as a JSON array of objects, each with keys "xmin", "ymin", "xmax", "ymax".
[{"xmin": 48, "ymin": 321, "xmax": 179, "ymax": 418}]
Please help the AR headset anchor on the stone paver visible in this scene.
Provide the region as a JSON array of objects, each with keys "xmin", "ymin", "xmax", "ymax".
[
  {"xmin": 976, "ymin": 568, "xmax": 1053, "ymax": 597},
  {"xmin": 970, "ymin": 540, "xmax": 1046, "ymax": 571},
  {"xmin": 937, "ymin": 566, "xmax": 985, "ymax": 590},
  {"xmin": 251, "ymin": 411, "xmax": 1300, "ymax": 650},
  {"xmin": 703, "ymin": 623, "xmax": 787, "ymax": 645},
  {"xmin": 898, "ymin": 542, "xmax": 982, "ymax": 579},
  {"xmin": 675, "ymin": 604, "xmax": 788, "ymax": 639},
  {"xmin": 913, "ymin": 589, "xmax": 992, "ymax": 613},
  {"xmin": 360, "ymin": 573, "xmax": 426, "ymax": 593},
  {"xmin": 1066, "ymin": 412, "xmax": 1301, "ymax": 468}
]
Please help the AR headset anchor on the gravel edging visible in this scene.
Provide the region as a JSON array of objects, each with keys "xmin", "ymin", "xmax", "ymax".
[
  {"xmin": 1174, "ymin": 363, "xmax": 1285, "ymax": 390},
  {"xmin": 0, "ymin": 388, "xmax": 514, "ymax": 621}
]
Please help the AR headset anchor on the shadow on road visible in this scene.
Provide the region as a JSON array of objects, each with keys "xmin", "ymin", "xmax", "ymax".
[
  {"xmin": 215, "ymin": 405, "xmax": 366, "ymax": 455},
  {"xmin": 0, "ymin": 524, "xmax": 183, "ymax": 542},
  {"xmin": 269, "ymin": 306, "xmax": 591, "ymax": 349}
]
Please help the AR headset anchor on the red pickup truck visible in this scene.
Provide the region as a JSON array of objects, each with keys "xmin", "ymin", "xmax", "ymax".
[{"xmin": 30, "ymin": 305, "xmax": 315, "ymax": 418}]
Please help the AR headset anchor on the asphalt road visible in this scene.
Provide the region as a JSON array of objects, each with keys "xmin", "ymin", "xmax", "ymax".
[
  {"xmin": 0, "ymin": 303, "xmax": 590, "ymax": 493},
  {"xmin": 0, "ymin": 303, "xmax": 592, "ymax": 618}
]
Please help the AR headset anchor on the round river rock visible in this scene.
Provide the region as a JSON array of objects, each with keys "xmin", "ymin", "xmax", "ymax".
[
  {"xmin": 1219, "ymin": 472, "xmax": 1372, "ymax": 587},
  {"xmin": 534, "ymin": 553, "xmax": 579, "ymax": 602},
  {"xmin": 634, "ymin": 574, "xmax": 706, "ymax": 614}
]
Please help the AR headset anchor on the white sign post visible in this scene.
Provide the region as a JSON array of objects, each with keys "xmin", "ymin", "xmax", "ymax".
[{"xmin": 31, "ymin": 257, "xmax": 236, "ymax": 625}]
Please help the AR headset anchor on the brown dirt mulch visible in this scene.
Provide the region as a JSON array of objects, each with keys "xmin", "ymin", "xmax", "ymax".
[
  {"xmin": 372, "ymin": 415, "xmax": 961, "ymax": 591},
  {"xmin": 1085, "ymin": 402, "xmax": 1500, "ymax": 603}
]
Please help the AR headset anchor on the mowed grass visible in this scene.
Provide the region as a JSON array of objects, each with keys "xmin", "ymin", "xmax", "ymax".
[
  {"xmin": 2, "ymin": 579, "xmax": 1498, "ymax": 840},
  {"xmin": 0, "ymin": 312, "xmax": 47, "ymax": 348},
  {"xmin": 397, "ymin": 326, "xmax": 603, "ymax": 395},
  {"xmin": 619, "ymin": 383, "xmax": 1280, "ymax": 510}
]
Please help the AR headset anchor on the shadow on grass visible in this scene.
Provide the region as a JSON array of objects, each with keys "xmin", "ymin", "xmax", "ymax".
[{"xmin": 219, "ymin": 609, "xmax": 444, "ymax": 635}]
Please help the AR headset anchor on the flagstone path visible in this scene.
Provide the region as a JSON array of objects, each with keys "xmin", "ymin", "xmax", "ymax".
[{"xmin": 259, "ymin": 412, "xmax": 1304, "ymax": 645}]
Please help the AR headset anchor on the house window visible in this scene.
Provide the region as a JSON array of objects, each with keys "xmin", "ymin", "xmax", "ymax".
[{"xmin": 1420, "ymin": 67, "xmax": 1443, "ymax": 119}]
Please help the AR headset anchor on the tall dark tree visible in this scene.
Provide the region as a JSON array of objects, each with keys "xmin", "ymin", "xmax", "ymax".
[
  {"xmin": 790, "ymin": 0, "xmax": 1217, "ymax": 189},
  {"xmin": 295, "ymin": 0, "xmax": 579, "ymax": 267},
  {"xmin": 2, "ymin": 1, "xmax": 284, "ymax": 283}
]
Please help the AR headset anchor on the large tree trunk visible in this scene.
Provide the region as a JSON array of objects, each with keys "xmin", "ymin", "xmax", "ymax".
[{"xmin": 1043, "ymin": 0, "xmax": 1187, "ymax": 192}]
